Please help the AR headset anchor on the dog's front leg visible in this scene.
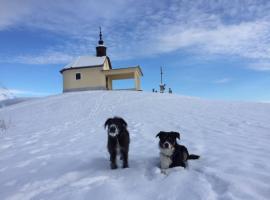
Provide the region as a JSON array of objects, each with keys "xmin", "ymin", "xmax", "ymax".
[
  {"xmin": 120, "ymin": 149, "xmax": 129, "ymax": 168},
  {"xmin": 110, "ymin": 150, "xmax": 117, "ymax": 169}
]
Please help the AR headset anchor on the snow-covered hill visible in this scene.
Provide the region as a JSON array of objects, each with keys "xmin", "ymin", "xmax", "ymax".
[
  {"xmin": 0, "ymin": 87, "xmax": 15, "ymax": 101},
  {"xmin": 0, "ymin": 91, "xmax": 270, "ymax": 200},
  {"xmin": 0, "ymin": 98, "xmax": 34, "ymax": 109}
]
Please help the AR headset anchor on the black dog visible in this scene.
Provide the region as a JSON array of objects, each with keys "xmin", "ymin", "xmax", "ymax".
[
  {"xmin": 104, "ymin": 117, "xmax": 130, "ymax": 169},
  {"xmin": 156, "ymin": 131, "xmax": 199, "ymax": 170}
]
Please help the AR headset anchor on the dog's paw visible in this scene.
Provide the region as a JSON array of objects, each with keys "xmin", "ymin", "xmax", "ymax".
[
  {"xmin": 122, "ymin": 163, "xmax": 129, "ymax": 168},
  {"xmin": 160, "ymin": 169, "xmax": 168, "ymax": 175},
  {"xmin": 110, "ymin": 163, "xmax": 118, "ymax": 169}
]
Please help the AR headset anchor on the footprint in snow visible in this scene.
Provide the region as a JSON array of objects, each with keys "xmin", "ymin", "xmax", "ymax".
[
  {"xmin": 195, "ymin": 168, "xmax": 230, "ymax": 197},
  {"xmin": 70, "ymin": 176, "xmax": 109, "ymax": 189}
]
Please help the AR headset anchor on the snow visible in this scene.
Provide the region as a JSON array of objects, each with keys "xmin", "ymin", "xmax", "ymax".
[
  {"xmin": 0, "ymin": 91, "xmax": 270, "ymax": 200},
  {"xmin": 62, "ymin": 56, "xmax": 106, "ymax": 70},
  {"xmin": 0, "ymin": 88, "xmax": 15, "ymax": 101},
  {"xmin": 0, "ymin": 98, "xmax": 33, "ymax": 108}
]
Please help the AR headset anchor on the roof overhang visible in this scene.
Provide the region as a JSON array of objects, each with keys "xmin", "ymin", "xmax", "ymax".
[
  {"xmin": 60, "ymin": 65, "xmax": 103, "ymax": 73},
  {"xmin": 102, "ymin": 66, "xmax": 143, "ymax": 79}
]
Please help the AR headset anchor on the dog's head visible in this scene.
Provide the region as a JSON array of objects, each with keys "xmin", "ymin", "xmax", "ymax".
[
  {"xmin": 156, "ymin": 131, "xmax": 180, "ymax": 153},
  {"xmin": 104, "ymin": 117, "xmax": 127, "ymax": 137}
]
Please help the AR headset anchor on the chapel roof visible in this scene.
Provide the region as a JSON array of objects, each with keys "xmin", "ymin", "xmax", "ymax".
[{"xmin": 60, "ymin": 56, "xmax": 110, "ymax": 73}]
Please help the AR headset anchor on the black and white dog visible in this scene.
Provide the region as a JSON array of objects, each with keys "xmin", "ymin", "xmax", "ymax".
[
  {"xmin": 104, "ymin": 117, "xmax": 130, "ymax": 169},
  {"xmin": 156, "ymin": 131, "xmax": 200, "ymax": 170}
]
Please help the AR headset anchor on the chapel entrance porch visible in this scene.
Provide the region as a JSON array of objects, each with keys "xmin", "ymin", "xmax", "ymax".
[{"xmin": 102, "ymin": 67, "xmax": 142, "ymax": 91}]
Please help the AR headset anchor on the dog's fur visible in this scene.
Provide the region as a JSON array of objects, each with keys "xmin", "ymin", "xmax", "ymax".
[
  {"xmin": 156, "ymin": 131, "xmax": 200, "ymax": 169},
  {"xmin": 104, "ymin": 117, "xmax": 130, "ymax": 169}
]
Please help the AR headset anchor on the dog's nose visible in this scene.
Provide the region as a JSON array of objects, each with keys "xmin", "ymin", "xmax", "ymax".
[
  {"xmin": 110, "ymin": 127, "xmax": 116, "ymax": 133},
  {"xmin": 164, "ymin": 143, "xmax": 169, "ymax": 148}
]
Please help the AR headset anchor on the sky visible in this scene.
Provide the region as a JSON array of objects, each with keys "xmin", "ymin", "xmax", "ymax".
[{"xmin": 0, "ymin": 0, "xmax": 270, "ymax": 102}]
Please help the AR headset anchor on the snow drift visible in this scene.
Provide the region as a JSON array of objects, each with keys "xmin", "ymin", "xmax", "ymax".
[{"xmin": 0, "ymin": 91, "xmax": 270, "ymax": 200}]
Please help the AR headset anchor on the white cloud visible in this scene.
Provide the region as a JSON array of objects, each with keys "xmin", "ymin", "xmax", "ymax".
[
  {"xmin": 248, "ymin": 61, "xmax": 270, "ymax": 71},
  {"xmin": 1, "ymin": 0, "xmax": 270, "ymax": 69},
  {"xmin": 214, "ymin": 78, "xmax": 231, "ymax": 84},
  {"xmin": 14, "ymin": 52, "xmax": 75, "ymax": 65},
  {"xmin": 155, "ymin": 20, "xmax": 270, "ymax": 59},
  {"xmin": 0, "ymin": 0, "xmax": 31, "ymax": 30}
]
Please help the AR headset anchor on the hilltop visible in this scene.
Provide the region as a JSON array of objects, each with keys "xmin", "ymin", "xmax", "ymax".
[{"xmin": 0, "ymin": 91, "xmax": 270, "ymax": 200}]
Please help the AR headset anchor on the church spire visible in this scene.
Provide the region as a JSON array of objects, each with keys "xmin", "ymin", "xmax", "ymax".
[
  {"xmin": 96, "ymin": 27, "xmax": 107, "ymax": 57},
  {"xmin": 98, "ymin": 27, "xmax": 104, "ymax": 45}
]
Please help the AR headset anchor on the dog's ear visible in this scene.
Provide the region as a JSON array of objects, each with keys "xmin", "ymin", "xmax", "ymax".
[
  {"xmin": 120, "ymin": 118, "xmax": 127, "ymax": 128},
  {"xmin": 171, "ymin": 131, "xmax": 180, "ymax": 140},
  {"xmin": 156, "ymin": 131, "xmax": 164, "ymax": 138},
  {"xmin": 104, "ymin": 118, "xmax": 112, "ymax": 129}
]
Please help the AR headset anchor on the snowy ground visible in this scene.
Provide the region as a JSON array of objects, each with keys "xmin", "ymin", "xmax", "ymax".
[
  {"xmin": 0, "ymin": 91, "xmax": 270, "ymax": 200},
  {"xmin": 0, "ymin": 98, "xmax": 34, "ymax": 108},
  {"xmin": 0, "ymin": 88, "xmax": 15, "ymax": 101}
]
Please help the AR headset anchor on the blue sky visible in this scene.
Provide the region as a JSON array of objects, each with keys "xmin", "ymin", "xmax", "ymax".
[{"xmin": 0, "ymin": 0, "xmax": 270, "ymax": 102}]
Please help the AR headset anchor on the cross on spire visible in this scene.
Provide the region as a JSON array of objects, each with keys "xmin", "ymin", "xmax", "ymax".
[
  {"xmin": 96, "ymin": 27, "xmax": 107, "ymax": 56},
  {"xmin": 98, "ymin": 26, "xmax": 104, "ymax": 45}
]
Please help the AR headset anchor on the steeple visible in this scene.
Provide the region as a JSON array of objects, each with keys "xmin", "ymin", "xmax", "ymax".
[
  {"xmin": 98, "ymin": 27, "xmax": 104, "ymax": 45},
  {"xmin": 96, "ymin": 27, "xmax": 107, "ymax": 57}
]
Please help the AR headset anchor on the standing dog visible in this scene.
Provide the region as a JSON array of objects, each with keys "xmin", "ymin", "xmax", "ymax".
[
  {"xmin": 156, "ymin": 131, "xmax": 200, "ymax": 170},
  {"xmin": 104, "ymin": 117, "xmax": 130, "ymax": 169}
]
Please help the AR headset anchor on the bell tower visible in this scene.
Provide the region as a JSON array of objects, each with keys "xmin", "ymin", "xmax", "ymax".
[{"xmin": 96, "ymin": 27, "xmax": 107, "ymax": 57}]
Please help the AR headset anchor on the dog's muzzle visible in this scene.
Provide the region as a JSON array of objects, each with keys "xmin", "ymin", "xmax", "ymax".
[
  {"xmin": 110, "ymin": 126, "xmax": 116, "ymax": 133},
  {"xmin": 164, "ymin": 143, "xmax": 169, "ymax": 148},
  {"xmin": 163, "ymin": 142, "xmax": 171, "ymax": 149},
  {"xmin": 160, "ymin": 142, "xmax": 174, "ymax": 157},
  {"xmin": 108, "ymin": 124, "xmax": 119, "ymax": 137}
]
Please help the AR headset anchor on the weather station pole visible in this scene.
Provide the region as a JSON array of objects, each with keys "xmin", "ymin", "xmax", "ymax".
[
  {"xmin": 161, "ymin": 66, "xmax": 163, "ymax": 85},
  {"xmin": 160, "ymin": 66, "xmax": 165, "ymax": 93}
]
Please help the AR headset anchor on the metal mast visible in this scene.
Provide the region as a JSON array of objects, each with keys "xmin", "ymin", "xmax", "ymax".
[
  {"xmin": 160, "ymin": 66, "xmax": 163, "ymax": 85},
  {"xmin": 159, "ymin": 66, "xmax": 165, "ymax": 93}
]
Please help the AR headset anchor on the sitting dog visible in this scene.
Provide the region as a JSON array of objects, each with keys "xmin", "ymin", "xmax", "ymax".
[
  {"xmin": 156, "ymin": 131, "xmax": 200, "ymax": 170},
  {"xmin": 104, "ymin": 117, "xmax": 130, "ymax": 169}
]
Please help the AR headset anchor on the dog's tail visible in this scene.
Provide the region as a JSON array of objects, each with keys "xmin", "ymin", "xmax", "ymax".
[{"xmin": 188, "ymin": 154, "xmax": 200, "ymax": 160}]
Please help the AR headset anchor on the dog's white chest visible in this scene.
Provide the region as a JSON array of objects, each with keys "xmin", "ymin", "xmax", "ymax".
[{"xmin": 160, "ymin": 153, "xmax": 172, "ymax": 169}]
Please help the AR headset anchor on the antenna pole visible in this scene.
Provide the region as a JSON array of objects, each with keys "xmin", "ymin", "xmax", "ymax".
[{"xmin": 160, "ymin": 66, "xmax": 163, "ymax": 84}]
